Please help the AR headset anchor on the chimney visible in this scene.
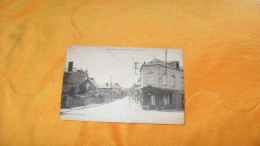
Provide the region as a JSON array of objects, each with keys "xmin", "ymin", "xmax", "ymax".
[
  {"xmin": 106, "ymin": 83, "xmax": 109, "ymax": 86},
  {"xmin": 68, "ymin": 62, "xmax": 73, "ymax": 71},
  {"xmin": 176, "ymin": 61, "xmax": 179, "ymax": 69}
]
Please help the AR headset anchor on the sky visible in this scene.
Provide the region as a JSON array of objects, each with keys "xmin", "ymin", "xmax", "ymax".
[{"xmin": 64, "ymin": 46, "xmax": 183, "ymax": 88}]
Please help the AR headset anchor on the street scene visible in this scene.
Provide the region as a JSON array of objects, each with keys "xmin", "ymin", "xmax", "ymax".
[
  {"xmin": 60, "ymin": 46, "xmax": 184, "ymax": 124},
  {"xmin": 60, "ymin": 96, "xmax": 184, "ymax": 124}
]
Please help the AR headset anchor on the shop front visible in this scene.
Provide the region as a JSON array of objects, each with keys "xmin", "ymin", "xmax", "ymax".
[{"xmin": 141, "ymin": 86, "xmax": 184, "ymax": 110}]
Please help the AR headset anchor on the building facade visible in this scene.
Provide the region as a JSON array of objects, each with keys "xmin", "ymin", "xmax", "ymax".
[
  {"xmin": 130, "ymin": 83, "xmax": 142, "ymax": 103},
  {"xmin": 61, "ymin": 61, "xmax": 124, "ymax": 108},
  {"xmin": 79, "ymin": 78, "xmax": 99, "ymax": 97},
  {"xmin": 140, "ymin": 59, "xmax": 184, "ymax": 110},
  {"xmin": 98, "ymin": 83, "xmax": 122, "ymax": 102},
  {"xmin": 111, "ymin": 83, "xmax": 122, "ymax": 98},
  {"xmin": 62, "ymin": 62, "xmax": 88, "ymax": 91}
]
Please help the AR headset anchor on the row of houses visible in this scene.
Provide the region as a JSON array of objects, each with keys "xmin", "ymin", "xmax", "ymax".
[
  {"xmin": 130, "ymin": 58, "xmax": 184, "ymax": 110},
  {"xmin": 61, "ymin": 62, "xmax": 122, "ymax": 108}
]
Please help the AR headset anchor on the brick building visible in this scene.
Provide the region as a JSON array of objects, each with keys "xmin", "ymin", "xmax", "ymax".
[{"xmin": 62, "ymin": 62, "xmax": 88, "ymax": 90}]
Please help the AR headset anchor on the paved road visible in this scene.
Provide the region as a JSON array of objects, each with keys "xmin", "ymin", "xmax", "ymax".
[{"xmin": 60, "ymin": 96, "xmax": 184, "ymax": 124}]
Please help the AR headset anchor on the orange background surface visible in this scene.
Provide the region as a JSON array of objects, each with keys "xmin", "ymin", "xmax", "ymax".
[{"xmin": 0, "ymin": 0, "xmax": 259, "ymax": 145}]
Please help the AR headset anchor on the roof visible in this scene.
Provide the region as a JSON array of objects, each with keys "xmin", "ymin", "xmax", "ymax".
[
  {"xmin": 141, "ymin": 58, "xmax": 183, "ymax": 71},
  {"xmin": 113, "ymin": 84, "xmax": 121, "ymax": 88},
  {"xmin": 99, "ymin": 83, "xmax": 121, "ymax": 89},
  {"xmin": 146, "ymin": 59, "xmax": 169, "ymax": 66},
  {"xmin": 89, "ymin": 78, "xmax": 100, "ymax": 88},
  {"xmin": 99, "ymin": 84, "xmax": 110, "ymax": 89},
  {"xmin": 178, "ymin": 66, "xmax": 184, "ymax": 70},
  {"xmin": 81, "ymin": 78, "xmax": 100, "ymax": 88}
]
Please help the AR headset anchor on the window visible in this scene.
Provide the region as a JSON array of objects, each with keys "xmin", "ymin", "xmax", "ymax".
[
  {"xmin": 182, "ymin": 94, "xmax": 185, "ymax": 109},
  {"xmin": 159, "ymin": 74, "xmax": 167, "ymax": 86},
  {"xmin": 147, "ymin": 73, "xmax": 154, "ymax": 85},
  {"xmin": 163, "ymin": 93, "xmax": 169, "ymax": 105},
  {"xmin": 162, "ymin": 75, "xmax": 167, "ymax": 85},
  {"xmin": 169, "ymin": 93, "xmax": 172, "ymax": 105},
  {"xmin": 86, "ymin": 83, "xmax": 90, "ymax": 89},
  {"xmin": 172, "ymin": 75, "xmax": 176, "ymax": 86},
  {"xmin": 181, "ymin": 77, "xmax": 184, "ymax": 85}
]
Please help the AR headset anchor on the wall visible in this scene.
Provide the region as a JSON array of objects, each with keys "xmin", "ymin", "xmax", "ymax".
[
  {"xmin": 141, "ymin": 65, "xmax": 184, "ymax": 90},
  {"xmin": 63, "ymin": 72, "xmax": 86, "ymax": 85}
]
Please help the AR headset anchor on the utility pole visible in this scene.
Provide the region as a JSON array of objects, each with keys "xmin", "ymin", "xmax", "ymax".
[
  {"xmin": 110, "ymin": 75, "xmax": 112, "ymax": 100},
  {"xmin": 165, "ymin": 49, "xmax": 168, "ymax": 75},
  {"xmin": 110, "ymin": 75, "xmax": 112, "ymax": 88},
  {"xmin": 134, "ymin": 61, "xmax": 142, "ymax": 75}
]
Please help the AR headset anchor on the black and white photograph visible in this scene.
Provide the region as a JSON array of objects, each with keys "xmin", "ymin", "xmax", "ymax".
[{"xmin": 60, "ymin": 46, "xmax": 184, "ymax": 124}]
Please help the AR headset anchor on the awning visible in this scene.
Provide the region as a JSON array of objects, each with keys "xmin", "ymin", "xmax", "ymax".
[{"xmin": 141, "ymin": 86, "xmax": 178, "ymax": 94}]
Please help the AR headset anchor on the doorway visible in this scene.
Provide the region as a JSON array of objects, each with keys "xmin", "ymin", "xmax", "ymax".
[{"xmin": 151, "ymin": 95, "xmax": 155, "ymax": 105}]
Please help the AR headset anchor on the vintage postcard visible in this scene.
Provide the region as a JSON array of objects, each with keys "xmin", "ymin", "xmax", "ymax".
[{"xmin": 60, "ymin": 46, "xmax": 184, "ymax": 124}]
